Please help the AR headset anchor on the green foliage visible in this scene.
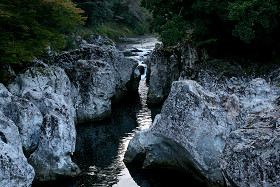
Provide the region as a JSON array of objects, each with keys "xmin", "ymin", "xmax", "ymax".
[
  {"xmin": 159, "ymin": 15, "xmax": 186, "ymax": 45},
  {"xmin": 141, "ymin": 0, "xmax": 280, "ymax": 60},
  {"xmin": 228, "ymin": 0, "xmax": 279, "ymax": 43},
  {"xmin": 74, "ymin": 0, "xmax": 150, "ymax": 37},
  {"xmin": 0, "ymin": 0, "xmax": 85, "ymax": 65},
  {"xmin": 77, "ymin": 1, "xmax": 113, "ymax": 26}
]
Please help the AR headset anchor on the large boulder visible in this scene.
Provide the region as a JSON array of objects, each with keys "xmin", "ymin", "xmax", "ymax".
[
  {"xmin": 125, "ymin": 78, "xmax": 280, "ymax": 185},
  {"xmin": 126, "ymin": 80, "xmax": 241, "ymax": 185},
  {"xmin": 221, "ymin": 110, "xmax": 280, "ymax": 187},
  {"xmin": 124, "ymin": 122, "xmax": 207, "ymax": 184},
  {"xmin": 0, "ymin": 111, "xmax": 35, "ymax": 187},
  {"xmin": 8, "ymin": 66, "xmax": 75, "ymax": 121},
  {"xmin": 62, "ymin": 59, "xmax": 116, "ymax": 122},
  {"xmin": 145, "ymin": 45, "xmax": 181, "ymax": 105},
  {"xmin": 24, "ymin": 90, "xmax": 80, "ymax": 181},
  {"xmin": 0, "ymin": 84, "xmax": 43, "ymax": 157},
  {"xmin": 54, "ymin": 41, "xmax": 139, "ymax": 122},
  {"xmin": 7, "ymin": 67, "xmax": 80, "ymax": 181},
  {"xmin": 3, "ymin": 97, "xmax": 43, "ymax": 157}
]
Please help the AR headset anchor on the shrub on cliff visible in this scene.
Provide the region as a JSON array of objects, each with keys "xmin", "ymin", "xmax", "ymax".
[{"xmin": 0, "ymin": 0, "xmax": 85, "ymax": 65}]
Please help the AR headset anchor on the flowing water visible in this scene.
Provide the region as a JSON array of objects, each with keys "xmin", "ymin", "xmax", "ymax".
[{"xmin": 33, "ymin": 35, "xmax": 202, "ymax": 187}]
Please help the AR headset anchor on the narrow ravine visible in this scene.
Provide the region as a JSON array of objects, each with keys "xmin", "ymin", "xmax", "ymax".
[
  {"xmin": 70, "ymin": 35, "xmax": 161, "ymax": 186},
  {"xmin": 31, "ymin": 35, "xmax": 206, "ymax": 187}
]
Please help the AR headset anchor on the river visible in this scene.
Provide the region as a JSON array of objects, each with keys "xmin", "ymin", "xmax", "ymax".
[{"xmin": 33, "ymin": 35, "xmax": 197, "ymax": 187}]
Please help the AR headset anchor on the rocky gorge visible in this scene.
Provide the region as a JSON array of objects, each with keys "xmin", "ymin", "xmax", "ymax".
[
  {"xmin": 125, "ymin": 43, "xmax": 280, "ymax": 186},
  {"xmin": 0, "ymin": 32, "xmax": 279, "ymax": 186},
  {"xmin": 0, "ymin": 35, "xmax": 141, "ymax": 186}
]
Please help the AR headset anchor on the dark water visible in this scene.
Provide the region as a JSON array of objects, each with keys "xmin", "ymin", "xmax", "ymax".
[{"xmin": 33, "ymin": 35, "xmax": 206, "ymax": 187}]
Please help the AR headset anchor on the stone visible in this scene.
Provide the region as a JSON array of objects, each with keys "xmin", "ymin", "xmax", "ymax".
[
  {"xmin": 125, "ymin": 78, "xmax": 279, "ymax": 185},
  {"xmin": 7, "ymin": 66, "xmax": 80, "ymax": 181},
  {"xmin": 137, "ymin": 64, "xmax": 145, "ymax": 75},
  {"xmin": 0, "ymin": 83, "xmax": 43, "ymax": 157},
  {"xmin": 268, "ymin": 68, "xmax": 280, "ymax": 86},
  {"xmin": 3, "ymin": 97, "xmax": 43, "ymax": 157},
  {"xmin": 54, "ymin": 41, "xmax": 138, "ymax": 121},
  {"xmin": 66, "ymin": 60, "xmax": 116, "ymax": 122},
  {"xmin": 24, "ymin": 90, "xmax": 80, "ymax": 181},
  {"xmin": 241, "ymin": 78, "xmax": 279, "ymax": 114},
  {"xmin": 0, "ymin": 111, "xmax": 35, "ymax": 187},
  {"xmin": 146, "ymin": 46, "xmax": 180, "ymax": 105},
  {"xmin": 8, "ymin": 66, "xmax": 76, "ymax": 121},
  {"xmin": 0, "ymin": 84, "xmax": 12, "ymax": 107},
  {"xmin": 221, "ymin": 110, "xmax": 280, "ymax": 187},
  {"xmin": 126, "ymin": 80, "xmax": 241, "ymax": 185}
]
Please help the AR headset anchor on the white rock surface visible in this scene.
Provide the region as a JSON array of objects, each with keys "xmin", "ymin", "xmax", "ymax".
[
  {"xmin": 125, "ymin": 78, "xmax": 280, "ymax": 185},
  {"xmin": 0, "ymin": 111, "xmax": 35, "ymax": 187}
]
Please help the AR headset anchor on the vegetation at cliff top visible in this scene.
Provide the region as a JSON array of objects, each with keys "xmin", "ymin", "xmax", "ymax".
[
  {"xmin": 0, "ymin": 0, "xmax": 150, "ymax": 67},
  {"xmin": 0, "ymin": 0, "xmax": 85, "ymax": 65},
  {"xmin": 142, "ymin": 0, "xmax": 280, "ymax": 61},
  {"xmin": 74, "ymin": 0, "xmax": 150, "ymax": 38}
]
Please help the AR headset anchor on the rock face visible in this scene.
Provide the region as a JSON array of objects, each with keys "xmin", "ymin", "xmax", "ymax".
[
  {"xmin": 2, "ymin": 66, "xmax": 80, "ymax": 181},
  {"xmin": 8, "ymin": 66, "xmax": 76, "ymax": 121},
  {"xmin": 221, "ymin": 110, "xmax": 280, "ymax": 187},
  {"xmin": 55, "ymin": 42, "xmax": 138, "ymax": 122},
  {"xmin": 0, "ymin": 83, "xmax": 43, "ymax": 157},
  {"xmin": 24, "ymin": 90, "xmax": 80, "ymax": 181},
  {"xmin": 0, "ymin": 35, "xmax": 140, "ymax": 184},
  {"xmin": 146, "ymin": 46, "xmax": 181, "ymax": 105},
  {"xmin": 64, "ymin": 59, "xmax": 117, "ymax": 122},
  {"xmin": 0, "ymin": 111, "xmax": 35, "ymax": 187},
  {"xmin": 125, "ymin": 77, "xmax": 280, "ymax": 185},
  {"xmin": 3, "ymin": 97, "xmax": 43, "ymax": 157}
]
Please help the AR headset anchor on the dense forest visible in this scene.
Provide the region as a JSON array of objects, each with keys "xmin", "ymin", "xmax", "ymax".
[
  {"xmin": 142, "ymin": 0, "xmax": 280, "ymax": 61},
  {"xmin": 0, "ymin": 0, "xmax": 149, "ymax": 66},
  {"xmin": 1, "ymin": 0, "xmax": 280, "ymax": 70}
]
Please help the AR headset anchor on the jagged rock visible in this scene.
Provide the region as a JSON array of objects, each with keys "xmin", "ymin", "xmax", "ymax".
[
  {"xmin": 7, "ymin": 67, "xmax": 80, "ymax": 181},
  {"xmin": 87, "ymin": 34, "xmax": 115, "ymax": 46},
  {"xmin": 126, "ymin": 80, "xmax": 241, "ymax": 185},
  {"xmin": 146, "ymin": 46, "xmax": 180, "ymax": 105},
  {"xmin": 221, "ymin": 110, "xmax": 280, "ymax": 187},
  {"xmin": 180, "ymin": 42, "xmax": 199, "ymax": 69},
  {"xmin": 268, "ymin": 68, "xmax": 280, "ymax": 86},
  {"xmin": 0, "ymin": 111, "xmax": 35, "ymax": 187},
  {"xmin": 125, "ymin": 78, "xmax": 280, "ymax": 185},
  {"xmin": 66, "ymin": 60, "xmax": 116, "ymax": 122},
  {"xmin": 0, "ymin": 84, "xmax": 12, "ymax": 107},
  {"xmin": 241, "ymin": 78, "xmax": 279, "ymax": 114},
  {"xmin": 0, "ymin": 84, "xmax": 43, "ymax": 157},
  {"xmin": 127, "ymin": 66, "xmax": 141, "ymax": 95},
  {"xmin": 124, "ymin": 121, "xmax": 207, "ymax": 184},
  {"xmin": 137, "ymin": 64, "xmax": 145, "ymax": 75},
  {"xmin": 8, "ymin": 66, "xmax": 76, "ymax": 121},
  {"xmin": 3, "ymin": 97, "xmax": 43, "ymax": 157},
  {"xmin": 24, "ymin": 90, "xmax": 80, "ymax": 181},
  {"xmin": 54, "ymin": 41, "xmax": 138, "ymax": 121}
]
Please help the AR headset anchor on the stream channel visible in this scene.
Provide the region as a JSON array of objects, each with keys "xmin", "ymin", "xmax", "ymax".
[{"xmin": 34, "ymin": 35, "xmax": 201, "ymax": 187}]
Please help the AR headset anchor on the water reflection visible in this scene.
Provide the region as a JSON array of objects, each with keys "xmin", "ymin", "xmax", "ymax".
[
  {"xmin": 69, "ymin": 78, "xmax": 161, "ymax": 187},
  {"xmin": 34, "ymin": 35, "xmax": 195, "ymax": 187},
  {"xmin": 71, "ymin": 35, "xmax": 161, "ymax": 186}
]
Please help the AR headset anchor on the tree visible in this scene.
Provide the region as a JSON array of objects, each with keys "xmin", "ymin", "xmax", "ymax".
[
  {"xmin": 141, "ymin": 0, "xmax": 280, "ymax": 60},
  {"xmin": 0, "ymin": 0, "xmax": 85, "ymax": 65}
]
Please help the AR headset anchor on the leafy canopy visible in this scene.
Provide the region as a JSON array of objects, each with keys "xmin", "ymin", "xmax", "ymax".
[
  {"xmin": 141, "ymin": 0, "xmax": 280, "ymax": 59},
  {"xmin": 73, "ymin": 0, "xmax": 150, "ymax": 32},
  {"xmin": 0, "ymin": 0, "xmax": 85, "ymax": 64}
]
